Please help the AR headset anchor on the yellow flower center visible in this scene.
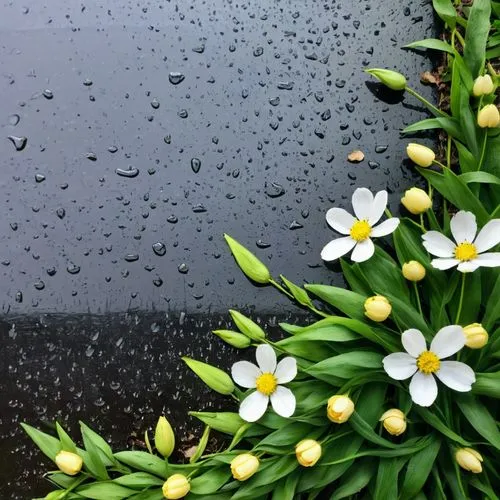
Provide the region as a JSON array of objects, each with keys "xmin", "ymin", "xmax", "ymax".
[
  {"xmin": 416, "ymin": 351, "xmax": 440, "ymax": 375},
  {"xmin": 255, "ymin": 372, "xmax": 277, "ymax": 396},
  {"xmin": 350, "ymin": 220, "xmax": 371, "ymax": 242},
  {"xmin": 454, "ymin": 242, "xmax": 477, "ymax": 262}
]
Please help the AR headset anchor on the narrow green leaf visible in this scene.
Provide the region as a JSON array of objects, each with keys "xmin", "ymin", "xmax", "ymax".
[
  {"xmin": 349, "ymin": 412, "xmax": 398, "ymax": 449},
  {"xmin": 415, "ymin": 408, "xmax": 470, "ymax": 445},
  {"xmin": 405, "ymin": 38, "xmax": 454, "ymax": 53},
  {"xmin": 113, "ymin": 472, "xmax": 164, "ymax": 488},
  {"xmin": 56, "ymin": 422, "xmax": 77, "ymax": 453},
  {"xmin": 75, "ymin": 482, "xmax": 137, "ymax": 500},
  {"xmin": 402, "ymin": 117, "xmax": 465, "ymax": 142},
  {"xmin": 463, "ymin": 0, "xmax": 491, "ymax": 78},
  {"xmin": 374, "ymin": 457, "xmax": 408, "ymax": 500},
  {"xmin": 81, "ymin": 423, "xmax": 109, "ymax": 480},
  {"xmin": 190, "ymin": 467, "xmax": 232, "ymax": 495},
  {"xmin": 280, "ymin": 275, "xmax": 313, "ymax": 307},
  {"xmin": 432, "ymin": 0, "xmax": 457, "ymax": 28},
  {"xmin": 459, "ymin": 171, "xmax": 500, "ymax": 186},
  {"xmin": 113, "ymin": 451, "xmax": 167, "ymax": 478},
  {"xmin": 20, "ymin": 423, "xmax": 61, "ymax": 462},
  {"xmin": 330, "ymin": 458, "xmax": 375, "ymax": 500},
  {"xmin": 304, "ymin": 284, "xmax": 366, "ymax": 321},
  {"xmin": 484, "ymin": 273, "xmax": 500, "ymax": 331}
]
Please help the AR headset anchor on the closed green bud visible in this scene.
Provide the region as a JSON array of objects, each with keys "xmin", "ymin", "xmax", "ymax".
[
  {"xmin": 182, "ymin": 358, "xmax": 235, "ymax": 395},
  {"xmin": 189, "ymin": 411, "xmax": 244, "ymax": 435},
  {"xmin": 189, "ymin": 425, "xmax": 211, "ymax": 463},
  {"xmin": 224, "ymin": 234, "xmax": 271, "ymax": 284},
  {"xmin": 229, "ymin": 309, "xmax": 266, "ymax": 341},
  {"xmin": 365, "ymin": 68, "xmax": 407, "ymax": 91},
  {"xmin": 155, "ymin": 416, "xmax": 175, "ymax": 458},
  {"xmin": 213, "ymin": 329, "xmax": 252, "ymax": 348}
]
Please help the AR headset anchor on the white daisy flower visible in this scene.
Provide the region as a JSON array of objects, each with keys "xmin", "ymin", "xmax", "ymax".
[
  {"xmin": 383, "ymin": 326, "xmax": 475, "ymax": 407},
  {"xmin": 231, "ymin": 344, "xmax": 297, "ymax": 422},
  {"xmin": 321, "ymin": 188, "xmax": 400, "ymax": 263},
  {"xmin": 422, "ymin": 211, "xmax": 500, "ymax": 273}
]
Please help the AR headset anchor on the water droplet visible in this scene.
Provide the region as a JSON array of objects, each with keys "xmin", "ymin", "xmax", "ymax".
[
  {"xmin": 153, "ymin": 278, "xmax": 163, "ymax": 287},
  {"xmin": 289, "ymin": 220, "xmax": 303, "ymax": 230},
  {"xmin": 56, "ymin": 208, "xmax": 65, "ymax": 219},
  {"xmin": 116, "ymin": 167, "xmax": 139, "ymax": 178},
  {"xmin": 192, "ymin": 204, "xmax": 207, "ymax": 213},
  {"xmin": 10, "ymin": 222, "xmax": 18, "ymax": 231},
  {"xmin": 178, "ymin": 263, "xmax": 189, "ymax": 274},
  {"xmin": 8, "ymin": 114, "xmax": 20, "ymax": 126},
  {"xmin": 46, "ymin": 267, "xmax": 57, "ymax": 276},
  {"xmin": 265, "ymin": 182, "xmax": 286, "ymax": 198},
  {"xmin": 151, "ymin": 98, "xmax": 160, "ymax": 109},
  {"xmin": 191, "ymin": 158, "xmax": 201, "ymax": 173},
  {"xmin": 164, "ymin": 135, "xmax": 172, "ymax": 144},
  {"xmin": 15, "ymin": 291, "xmax": 23, "ymax": 303},
  {"xmin": 152, "ymin": 242, "xmax": 166, "ymax": 256},
  {"xmin": 241, "ymin": 89, "xmax": 249, "ymax": 99},
  {"xmin": 35, "ymin": 173, "xmax": 46, "ymax": 183},
  {"xmin": 256, "ymin": 240, "xmax": 271, "ymax": 248},
  {"xmin": 178, "ymin": 109, "xmax": 188, "ymax": 119},
  {"xmin": 321, "ymin": 109, "xmax": 331, "ymax": 121},
  {"xmin": 169, "ymin": 72, "xmax": 185, "ymax": 85},
  {"xmin": 192, "ymin": 45, "xmax": 205, "ymax": 54},
  {"xmin": 368, "ymin": 161, "xmax": 380, "ymax": 169},
  {"xmin": 86, "ymin": 152, "xmax": 97, "ymax": 161},
  {"xmin": 67, "ymin": 264, "xmax": 80, "ymax": 274},
  {"xmin": 108, "ymin": 145, "xmax": 118, "ymax": 153},
  {"xmin": 269, "ymin": 97, "xmax": 280, "ymax": 106},
  {"xmin": 83, "ymin": 78, "xmax": 93, "ymax": 86},
  {"xmin": 8, "ymin": 135, "xmax": 27, "ymax": 151},
  {"xmin": 167, "ymin": 215, "xmax": 178, "ymax": 224},
  {"xmin": 253, "ymin": 46, "xmax": 264, "ymax": 57},
  {"xmin": 34, "ymin": 280, "xmax": 45, "ymax": 290},
  {"xmin": 277, "ymin": 81, "xmax": 294, "ymax": 90},
  {"xmin": 375, "ymin": 145, "xmax": 388, "ymax": 153},
  {"xmin": 42, "ymin": 89, "xmax": 54, "ymax": 99},
  {"xmin": 124, "ymin": 254, "xmax": 139, "ymax": 262}
]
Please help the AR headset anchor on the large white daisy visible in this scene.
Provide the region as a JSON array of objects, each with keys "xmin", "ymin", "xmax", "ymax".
[
  {"xmin": 321, "ymin": 188, "xmax": 400, "ymax": 263},
  {"xmin": 383, "ymin": 326, "xmax": 475, "ymax": 407},
  {"xmin": 422, "ymin": 211, "xmax": 500, "ymax": 273},
  {"xmin": 231, "ymin": 344, "xmax": 297, "ymax": 422}
]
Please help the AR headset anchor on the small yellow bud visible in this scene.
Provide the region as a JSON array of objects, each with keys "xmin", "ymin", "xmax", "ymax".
[
  {"xmin": 463, "ymin": 323, "xmax": 488, "ymax": 349},
  {"xmin": 472, "ymin": 75, "xmax": 494, "ymax": 97},
  {"xmin": 401, "ymin": 187, "xmax": 432, "ymax": 215},
  {"xmin": 230, "ymin": 453, "xmax": 260, "ymax": 481},
  {"xmin": 364, "ymin": 295, "xmax": 392, "ymax": 322},
  {"xmin": 406, "ymin": 143, "xmax": 435, "ymax": 168},
  {"xmin": 327, "ymin": 395, "xmax": 355, "ymax": 423},
  {"xmin": 365, "ymin": 68, "xmax": 407, "ymax": 91},
  {"xmin": 162, "ymin": 474, "xmax": 190, "ymax": 499},
  {"xmin": 477, "ymin": 104, "xmax": 500, "ymax": 128},
  {"xmin": 402, "ymin": 261, "xmax": 426, "ymax": 282},
  {"xmin": 155, "ymin": 416, "xmax": 175, "ymax": 458},
  {"xmin": 295, "ymin": 439, "xmax": 322, "ymax": 467},
  {"xmin": 379, "ymin": 409, "xmax": 407, "ymax": 436},
  {"xmin": 455, "ymin": 448, "xmax": 483, "ymax": 474},
  {"xmin": 55, "ymin": 451, "xmax": 83, "ymax": 476}
]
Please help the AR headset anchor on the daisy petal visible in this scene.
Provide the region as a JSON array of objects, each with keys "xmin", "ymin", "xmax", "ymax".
[
  {"xmin": 270, "ymin": 385, "xmax": 296, "ymax": 418},
  {"xmin": 239, "ymin": 391, "xmax": 269, "ymax": 422},
  {"xmin": 231, "ymin": 361, "xmax": 259, "ymax": 388},
  {"xmin": 450, "ymin": 211, "xmax": 477, "ymax": 244},
  {"xmin": 321, "ymin": 237, "xmax": 356, "ymax": 262},
  {"xmin": 402, "ymin": 329, "xmax": 427, "ymax": 357},
  {"xmin": 352, "ymin": 188, "xmax": 374, "ymax": 220},
  {"xmin": 350, "ymin": 238, "xmax": 375, "ymax": 262},
  {"xmin": 435, "ymin": 361, "xmax": 475, "ymax": 392},
  {"xmin": 457, "ymin": 261, "xmax": 479, "ymax": 273},
  {"xmin": 431, "ymin": 258, "xmax": 459, "ymax": 270},
  {"xmin": 474, "ymin": 253, "xmax": 500, "ymax": 267},
  {"xmin": 256, "ymin": 344, "xmax": 277, "ymax": 373},
  {"xmin": 383, "ymin": 353, "xmax": 418, "ymax": 380},
  {"xmin": 422, "ymin": 232, "xmax": 455, "ymax": 258},
  {"xmin": 430, "ymin": 325, "xmax": 465, "ymax": 359},
  {"xmin": 474, "ymin": 219, "xmax": 500, "ymax": 252},
  {"xmin": 370, "ymin": 218, "xmax": 400, "ymax": 237},
  {"xmin": 369, "ymin": 190, "xmax": 388, "ymax": 225},
  {"xmin": 326, "ymin": 208, "xmax": 356, "ymax": 235},
  {"xmin": 274, "ymin": 357, "xmax": 297, "ymax": 384},
  {"xmin": 409, "ymin": 371, "xmax": 438, "ymax": 407}
]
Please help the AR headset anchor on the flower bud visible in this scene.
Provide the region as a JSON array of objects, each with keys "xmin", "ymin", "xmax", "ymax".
[
  {"xmin": 364, "ymin": 295, "xmax": 392, "ymax": 322},
  {"xmin": 229, "ymin": 309, "xmax": 266, "ymax": 341},
  {"xmin": 224, "ymin": 234, "xmax": 271, "ymax": 284},
  {"xmin": 365, "ymin": 68, "xmax": 407, "ymax": 91},
  {"xmin": 327, "ymin": 395, "xmax": 355, "ymax": 423},
  {"xmin": 155, "ymin": 416, "xmax": 175, "ymax": 458},
  {"xmin": 455, "ymin": 448, "xmax": 483, "ymax": 473},
  {"xmin": 162, "ymin": 474, "xmax": 190, "ymax": 499},
  {"xmin": 477, "ymin": 104, "xmax": 500, "ymax": 128},
  {"xmin": 295, "ymin": 439, "xmax": 322, "ymax": 467},
  {"xmin": 230, "ymin": 453, "xmax": 260, "ymax": 481},
  {"xmin": 401, "ymin": 187, "xmax": 432, "ymax": 215},
  {"xmin": 213, "ymin": 329, "xmax": 252, "ymax": 349},
  {"xmin": 472, "ymin": 75, "xmax": 494, "ymax": 97},
  {"xmin": 406, "ymin": 143, "xmax": 435, "ymax": 168},
  {"xmin": 463, "ymin": 323, "xmax": 488, "ymax": 349},
  {"xmin": 55, "ymin": 451, "xmax": 83, "ymax": 476},
  {"xmin": 182, "ymin": 358, "xmax": 235, "ymax": 395},
  {"xmin": 380, "ymin": 409, "xmax": 407, "ymax": 436},
  {"xmin": 402, "ymin": 261, "xmax": 426, "ymax": 282}
]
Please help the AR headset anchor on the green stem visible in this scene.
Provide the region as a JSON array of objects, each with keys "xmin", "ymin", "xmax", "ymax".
[
  {"xmin": 413, "ymin": 282, "xmax": 424, "ymax": 317},
  {"xmin": 419, "ymin": 214, "xmax": 426, "ymax": 233},
  {"xmin": 270, "ymin": 278, "xmax": 328, "ymax": 317},
  {"xmin": 405, "ymin": 86, "xmax": 448, "ymax": 117},
  {"xmin": 477, "ymin": 131, "xmax": 488, "ymax": 171},
  {"xmin": 455, "ymin": 31, "xmax": 465, "ymax": 48},
  {"xmin": 455, "ymin": 274, "xmax": 466, "ymax": 324},
  {"xmin": 432, "ymin": 159, "xmax": 447, "ymax": 169},
  {"xmin": 446, "ymin": 135, "xmax": 452, "ymax": 169}
]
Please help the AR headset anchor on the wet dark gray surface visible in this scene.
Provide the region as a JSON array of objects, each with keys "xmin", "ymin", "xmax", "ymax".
[{"xmin": 1, "ymin": 0, "xmax": 435, "ymax": 496}]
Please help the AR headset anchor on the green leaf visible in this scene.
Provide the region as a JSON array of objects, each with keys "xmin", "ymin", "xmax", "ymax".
[
  {"xmin": 454, "ymin": 141, "xmax": 477, "ymax": 173},
  {"xmin": 469, "ymin": 477, "xmax": 500, "ymax": 500},
  {"xmin": 55, "ymin": 423, "xmax": 77, "ymax": 453},
  {"xmin": 189, "ymin": 467, "xmax": 232, "ymax": 495},
  {"xmin": 330, "ymin": 457, "xmax": 375, "ymax": 500},
  {"xmin": 189, "ymin": 412, "xmax": 265, "ymax": 437},
  {"xmin": 373, "ymin": 457, "xmax": 408, "ymax": 500},
  {"xmin": 113, "ymin": 472, "xmax": 164, "ymax": 488},
  {"xmin": 384, "ymin": 292, "xmax": 432, "ymax": 339},
  {"xmin": 280, "ymin": 275, "xmax": 314, "ymax": 308},
  {"xmin": 340, "ymin": 260, "xmax": 372, "ymax": 296},
  {"xmin": 405, "ymin": 38, "xmax": 454, "ymax": 53},
  {"xmin": 189, "ymin": 425, "xmax": 211, "ymax": 464},
  {"xmin": 457, "ymin": 395, "xmax": 500, "ymax": 450},
  {"xmin": 79, "ymin": 422, "xmax": 114, "ymax": 462},
  {"xmin": 113, "ymin": 451, "xmax": 167, "ymax": 478},
  {"xmin": 402, "ymin": 117, "xmax": 465, "ymax": 143},
  {"xmin": 81, "ymin": 423, "xmax": 109, "ymax": 480},
  {"xmin": 349, "ymin": 412, "xmax": 398, "ymax": 449},
  {"xmin": 20, "ymin": 423, "xmax": 61, "ymax": 462},
  {"xmin": 271, "ymin": 473, "xmax": 300, "ymax": 500},
  {"xmin": 127, "ymin": 491, "xmax": 163, "ymax": 500},
  {"xmin": 276, "ymin": 320, "xmax": 359, "ymax": 343},
  {"xmin": 432, "ymin": 0, "xmax": 457, "ymax": 28},
  {"xmin": 415, "ymin": 408, "xmax": 470, "ymax": 445},
  {"xmin": 484, "ymin": 273, "xmax": 500, "ymax": 331},
  {"xmin": 472, "ymin": 372, "xmax": 500, "ymax": 398},
  {"xmin": 459, "ymin": 171, "xmax": 500, "ymax": 186},
  {"xmin": 304, "ymin": 284, "xmax": 366, "ymax": 321},
  {"xmin": 463, "ymin": 0, "xmax": 491, "ymax": 78},
  {"xmin": 75, "ymin": 482, "xmax": 137, "ymax": 500}
]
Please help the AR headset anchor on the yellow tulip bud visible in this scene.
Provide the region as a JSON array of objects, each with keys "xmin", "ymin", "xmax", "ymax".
[
  {"xmin": 379, "ymin": 409, "xmax": 407, "ymax": 436},
  {"xmin": 365, "ymin": 68, "xmax": 407, "ymax": 91},
  {"xmin": 155, "ymin": 416, "xmax": 175, "ymax": 458},
  {"xmin": 402, "ymin": 261, "xmax": 426, "ymax": 282},
  {"xmin": 406, "ymin": 143, "xmax": 435, "ymax": 168},
  {"xmin": 162, "ymin": 474, "xmax": 190, "ymax": 499},
  {"xmin": 455, "ymin": 448, "xmax": 483, "ymax": 474},
  {"xmin": 364, "ymin": 295, "xmax": 392, "ymax": 322},
  {"xmin": 295, "ymin": 439, "xmax": 322, "ymax": 467},
  {"xmin": 472, "ymin": 75, "xmax": 494, "ymax": 97},
  {"xmin": 463, "ymin": 323, "xmax": 488, "ymax": 349},
  {"xmin": 230, "ymin": 453, "xmax": 260, "ymax": 481},
  {"xmin": 327, "ymin": 395, "xmax": 355, "ymax": 423},
  {"xmin": 477, "ymin": 104, "xmax": 500, "ymax": 128},
  {"xmin": 55, "ymin": 451, "xmax": 83, "ymax": 476},
  {"xmin": 401, "ymin": 187, "xmax": 432, "ymax": 215}
]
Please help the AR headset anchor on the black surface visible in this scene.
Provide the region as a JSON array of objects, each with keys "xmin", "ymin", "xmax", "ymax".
[{"xmin": 0, "ymin": 0, "xmax": 435, "ymax": 497}]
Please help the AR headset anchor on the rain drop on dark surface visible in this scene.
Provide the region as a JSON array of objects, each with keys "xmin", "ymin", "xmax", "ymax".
[
  {"xmin": 191, "ymin": 158, "xmax": 201, "ymax": 173},
  {"xmin": 168, "ymin": 72, "xmax": 185, "ymax": 85},
  {"xmin": 66, "ymin": 264, "xmax": 81, "ymax": 275},
  {"xmin": 253, "ymin": 46, "xmax": 264, "ymax": 57},
  {"xmin": 42, "ymin": 89, "xmax": 53, "ymax": 99},
  {"xmin": 116, "ymin": 167, "xmax": 139, "ymax": 178},
  {"xmin": 8, "ymin": 114, "xmax": 20, "ymax": 126},
  {"xmin": 56, "ymin": 208, "xmax": 66, "ymax": 219},
  {"xmin": 83, "ymin": 78, "xmax": 93, "ymax": 86},
  {"xmin": 7, "ymin": 135, "xmax": 27, "ymax": 151},
  {"xmin": 256, "ymin": 240, "xmax": 271, "ymax": 249},
  {"xmin": 86, "ymin": 152, "xmax": 97, "ymax": 161},
  {"xmin": 108, "ymin": 145, "xmax": 118, "ymax": 153},
  {"xmin": 277, "ymin": 81, "xmax": 294, "ymax": 90},
  {"xmin": 151, "ymin": 98, "xmax": 160, "ymax": 109},
  {"xmin": 15, "ymin": 291, "xmax": 23, "ymax": 303},
  {"xmin": 375, "ymin": 145, "xmax": 388, "ymax": 153},
  {"xmin": 124, "ymin": 254, "xmax": 139, "ymax": 262},
  {"xmin": 167, "ymin": 215, "xmax": 178, "ymax": 224},
  {"xmin": 178, "ymin": 263, "xmax": 189, "ymax": 274},
  {"xmin": 289, "ymin": 220, "xmax": 304, "ymax": 230},
  {"xmin": 264, "ymin": 182, "xmax": 286, "ymax": 198},
  {"xmin": 35, "ymin": 174, "xmax": 46, "ymax": 183},
  {"xmin": 178, "ymin": 109, "xmax": 188, "ymax": 119},
  {"xmin": 34, "ymin": 280, "xmax": 45, "ymax": 290},
  {"xmin": 152, "ymin": 242, "xmax": 167, "ymax": 256}
]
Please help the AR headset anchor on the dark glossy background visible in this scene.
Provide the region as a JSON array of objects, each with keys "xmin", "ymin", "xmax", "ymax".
[{"xmin": 1, "ymin": 0, "xmax": 435, "ymax": 497}]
